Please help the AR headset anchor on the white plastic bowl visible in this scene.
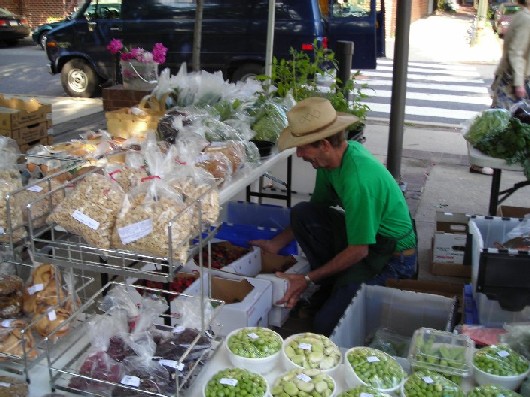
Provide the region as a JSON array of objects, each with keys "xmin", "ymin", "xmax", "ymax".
[
  {"xmin": 473, "ymin": 363, "xmax": 530, "ymax": 391},
  {"xmin": 271, "ymin": 368, "xmax": 337, "ymax": 397},
  {"xmin": 224, "ymin": 327, "xmax": 282, "ymax": 374},
  {"xmin": 281, "ymin": 333, "xmax": 341, "ymax": 374},
  {"xmin": 344, "ymin": 347, "xmax": 406, "ymax": 394},
  {"xmin": 203, "ymin": 368, "xmax": 270, "ymax": 397}
]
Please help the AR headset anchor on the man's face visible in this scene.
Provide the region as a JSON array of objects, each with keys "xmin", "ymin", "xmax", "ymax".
[{"xmin": 296, "ymin": 141, "xmax": 328, "ymax": 169}]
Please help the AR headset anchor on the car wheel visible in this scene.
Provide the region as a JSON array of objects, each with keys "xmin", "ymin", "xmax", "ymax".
[
  {"xmin": 39, "ymin": 32, "xmax": 48, "ymax": 50},
  {"xmin": 61, "ymin": 59, "xmax": 101, "ymax": 98},
  {"xmin": 231, "ymin": 63, "xmax": 264, "ymax": 82}
]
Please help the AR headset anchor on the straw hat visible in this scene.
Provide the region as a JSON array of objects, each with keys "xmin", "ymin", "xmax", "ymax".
[{"xmin": 278, "ymin": 97, "xmax": 359, "ymax": 151}]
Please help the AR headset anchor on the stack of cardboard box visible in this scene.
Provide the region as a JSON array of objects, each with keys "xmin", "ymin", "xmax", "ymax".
[{"xmin": 0, "ymin": 95, "xmax": 53, "ymax": 152}]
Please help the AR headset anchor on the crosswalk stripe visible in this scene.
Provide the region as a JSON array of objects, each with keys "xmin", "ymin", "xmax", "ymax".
[
  {"xmin": 357, "ymin": 79, "xmax": 489, "ymax": 94},
  {"xmin": 360, "ymin": 71, "xmax": 483, "ymax": 84},
  {"xmin": 367, "ymin": 102, "xmax": 481, "ymax": 121},
  {"xmin": 356, "ymin": 59, "xmax": 492, "ymax": 125},
  {"xmin": 370, "ymin": 65, "xmax": 481, "ymax": 77},
  {"xmin": 362, "ymin": 89, "xmax": 491, "ymax": 105}
]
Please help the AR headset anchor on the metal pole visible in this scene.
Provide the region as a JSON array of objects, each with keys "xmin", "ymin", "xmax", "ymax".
[
  {"xmin": 265, "ymin": 0, "xmax": 276, "ymax": 78},
  {"xmin": 387, "ymin": 0, "xmax": 412, "ymax": 180}
]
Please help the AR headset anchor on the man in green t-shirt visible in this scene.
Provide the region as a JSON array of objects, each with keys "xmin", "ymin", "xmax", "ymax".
[{"xmin": 251, "ymin": 97, "xmax": 417, "ymax": 336}]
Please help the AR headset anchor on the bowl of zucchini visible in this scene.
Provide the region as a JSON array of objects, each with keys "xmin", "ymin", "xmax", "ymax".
[
  {"xmin": 281, "ymin": 332, "xmax": 341, "ymax": 373},
  {"xmin": 271, "ymin": 368, "xmax": 336, "ymax": 397}
]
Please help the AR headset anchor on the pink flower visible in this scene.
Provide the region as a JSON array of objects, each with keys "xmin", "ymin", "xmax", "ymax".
[
  {"xmin": 152, "ymin": 43, "xmax": 168, "ymax": 64},
  {"xmin": 106, "ymin": 38, "xmax": 123, "ymax": 54},
  {"xmin": 107, "ymin": 39, "xmax": 167, "ymax": 65}
]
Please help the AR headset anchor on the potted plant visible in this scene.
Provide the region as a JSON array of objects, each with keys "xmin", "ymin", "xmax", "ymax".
[{"xmin": 258, "ymin": 42, "xmax": 371, "ymax": 140}]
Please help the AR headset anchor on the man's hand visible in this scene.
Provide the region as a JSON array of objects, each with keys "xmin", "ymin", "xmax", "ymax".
[
  {"xmin": 514, "ymin": 85, "xmax": 527, "ymax": 99},
  {"xmin": 249, "ymin": 239, "xmax": 281, "ymax": 254},
  {"xmin": 275, "ymin": 272, "xmax": 308, "ymax": 308}
]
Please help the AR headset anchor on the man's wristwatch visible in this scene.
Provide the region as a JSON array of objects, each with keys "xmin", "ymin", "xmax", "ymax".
[{"xmin": 304, "ymin": 274, "xmax": 315, "ymax": 287}]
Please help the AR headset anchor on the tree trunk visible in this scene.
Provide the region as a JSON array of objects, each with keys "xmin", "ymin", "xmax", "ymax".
[{"xmin": 192, "ymin": 0, "xmax": 203, "ymax": 72}]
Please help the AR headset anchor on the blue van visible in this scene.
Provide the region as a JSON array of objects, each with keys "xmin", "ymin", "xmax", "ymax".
[{"xmin": 45, "ymin": 0, "xmax": 383, "ymax": 98}]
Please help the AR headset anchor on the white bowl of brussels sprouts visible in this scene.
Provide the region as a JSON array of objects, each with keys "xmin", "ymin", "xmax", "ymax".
[
  {"xmin": 203, "ymin": 367, "xmax": 269, "ymax": 397},
  {"xmin": 281, "ymin": 332, "xmax": 341, "ymax": 373},
  {"xmin": 473, "ymin": 344, "xmax": 530, "ymax": 391},
  {"xmin": 225, "ymin": 327, "xmax": 283, "ymax": 374},
  {"xmin": 270, "ymin": 368, "xmax": 337, "ymax": 397},
  {"xmin": 344, "ymin": 346, "xmax": 406, "ymax": 394}
]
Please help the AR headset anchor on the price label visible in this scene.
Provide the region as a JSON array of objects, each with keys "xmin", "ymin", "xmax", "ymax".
[
  {"xmin": 48, "ymin": 310, "xmax": 57, "ymax": 321},
  {"xmin": 72, "ymin": 210, "xmax": 100, "ymax": 230},
  {"xmin": 27, "ymin": 283, "xmax": 44, "ymax": 295},
  {"xmin": 297, "ymin": 373, "xmax": 311, "ymax": 383},
  {"xmin": 118, "ymin": 219, "xmax": 153, "ymax": 244},
  {"xmin": 1, "ymin": 319, "xmax": 13, "ymax": 328},
  {"xmin": 367, "ymin": 355, "xmax": 380, "ymax": 363},
  {"xmin": 497, "ymin": 350, "xmax": 510, "ymax": 358},
  {"xmin": 27, "ymin": 185, "xmax": 43, "ymax": 192},
  {"xmin": 422, "ymin": 376, "xmax": 434, "ymax": 384},
  {"xmin": 219, "ymin": 378, "xmax": 238, "ymax": 386},
  {"xmin": 121, "ymin": 375, "xmax": 141, "ymax": 387},
  {"xmin": 247, "ymin": 333, "xmax": 259, "ymax": 340},
  {"xmin": 173, "ymin": 325, "xmax": 185, "ymax": 334},
  {"xmin": 159, "ymin": 359, "xmax": 184, "ymax": 371},
  {"xmin": 0, "ymin": 382, "xmax": 10, "ymax": 387},
  {"xmin": 298, "ymin": 343, "xmax": 312, "ymax": 350}
]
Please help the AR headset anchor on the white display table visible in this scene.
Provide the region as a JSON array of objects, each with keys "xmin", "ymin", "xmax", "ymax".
[{"xmin": 467, "ymin": 143, "xmax": 527, "ymax": 215}]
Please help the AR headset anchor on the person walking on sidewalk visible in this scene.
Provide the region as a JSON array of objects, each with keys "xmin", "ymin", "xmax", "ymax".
[
  {"xmin": 250, "ymin": 97, "xmax": 417, "ymax": 336},
  {"xmin": 490, "ymin": 0, "xmax": 530, "ymax": 110}
]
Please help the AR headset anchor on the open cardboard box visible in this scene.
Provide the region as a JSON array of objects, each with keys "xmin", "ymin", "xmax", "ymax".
[{"xmin": 181, "ymin": 272, "xmax": 273, "ymax": 337}]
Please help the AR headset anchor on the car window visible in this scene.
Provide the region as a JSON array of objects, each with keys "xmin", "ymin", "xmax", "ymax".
[
  {"xmin": 332, "ymin": 0, "xmax": 372, "ymax": 18},
  {"xmin": 84, "ymin": 1, "xmax": 122, "ymax": 20},
  {"xmin": 503, "ymin": 5, "xmax": 521, "ymax": 14}
]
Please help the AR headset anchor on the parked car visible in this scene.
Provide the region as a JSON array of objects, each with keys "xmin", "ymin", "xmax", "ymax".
[
  {"xmin": 493, "ymin": 2, "xmax": 521, "ymax": 38},
  {"xmin": 31, "ymin": 15, "xmax": 72, "ymax": 50},
  {"xmin": 45, "ymin": 0, "xmax": 384, "ymax": 98},
  {"xmin": 0, "ymin": 7, "xmax": 30, "ymax": 46}
]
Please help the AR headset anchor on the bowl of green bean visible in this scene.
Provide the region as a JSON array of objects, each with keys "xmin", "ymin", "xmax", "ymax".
[
  {"xmin": 225, "ymin": 327, "xmax": 283, "ymax": 374},
  {"xmin": 344, "ymin": 346, "xmax": 406, "ymax": 394},
  {"xmin": 473, "ymin": 344, "xmax": 530, "ymax": 391},
  {"xmin": 203, "ymin": 367, "xmax": 269, "ymax": 397}
]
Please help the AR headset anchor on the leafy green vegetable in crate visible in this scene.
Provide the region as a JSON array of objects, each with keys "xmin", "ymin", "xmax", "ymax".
[
  {"xmin": 464, "ymin": 108, "xmax": 511, "ymax": 146},
  {"xmin": 212, "ymin": 99, "xmax": 242, "ymax": 121},
  {"xmin": 250, "ymin": 101, "xmax": 288, "ymax": 143}
]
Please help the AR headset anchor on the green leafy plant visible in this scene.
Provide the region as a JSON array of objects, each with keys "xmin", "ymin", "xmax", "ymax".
[{"xmin": 257, "ymin": 41, "xmax": 371, "ymax": 133}]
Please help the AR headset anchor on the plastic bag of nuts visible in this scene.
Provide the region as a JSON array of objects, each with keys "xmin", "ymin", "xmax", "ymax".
[
  {"xmin": 0, "ymin": 169, "xmax": 26, "ymax": 243},
  {"xmin": 47, "ymin": 171, "xmax": 125, "ymax": 249}
]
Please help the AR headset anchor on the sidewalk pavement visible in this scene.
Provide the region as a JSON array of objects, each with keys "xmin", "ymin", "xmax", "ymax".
[{"xmin": 12, "ymin": 10, "xmax": 529, "ymax": 284}]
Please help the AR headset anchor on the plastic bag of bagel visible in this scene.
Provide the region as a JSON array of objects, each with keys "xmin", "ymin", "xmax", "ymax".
[
  {"xmin": 22, "ymin": 262, "xmax": 81, "ymax": 339},
  {"xmin": 167, "ymin": 142, "xmax": 220, "ymax": 228},
  {"xmin": 47, "ymin": 169, "xmax": 125, "ymax": 249},
  {"xmin": 203, "ymin": 139, "xmax": 246, "ymax": 174},
  {"xmin": 111, "ymin": 146, "xmax": 193, "ymax": 263},
  {"xmin": 0, "ymin": 136, "xmax": 26, "ymax": 243},
  {"xmin": 0, "ymin": 318, "xmax": 37, "ymax": 361}
]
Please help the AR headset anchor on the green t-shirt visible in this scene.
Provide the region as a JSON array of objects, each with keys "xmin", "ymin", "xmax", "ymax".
[{"xmin": 310, "ymin": 141, "xmax": 416, "ymax": 252}]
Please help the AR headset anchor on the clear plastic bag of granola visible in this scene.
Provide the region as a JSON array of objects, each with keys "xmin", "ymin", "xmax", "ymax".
[
  {"xmin": 46, "ymin": 170, "xmax": 125, "ymax": 249},
  {"xmin": 111, "ymin": 146, "xmax": 193, "ymax": 262},
  {"xmin": 194, "ymin": 150, "xmax": 232, "ymax": 184},
  {"xmin": 204, "ymin": 139, "xmax": 247, "ymax": 174},
  {"xmin": 0, "ymin": 136, "xmax": 25, "ymax": 243},
  {"xmin": 167, "ymin": 143, "xmax": 220, "ymax": 227}
]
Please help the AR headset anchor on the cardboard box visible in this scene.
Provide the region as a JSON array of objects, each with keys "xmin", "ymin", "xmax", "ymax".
[
  {"xmin": 268, "ymin": 306, "xmax": 290, "ymax": 328},
  {"xmin": 12, "ymin": 121, "xmax": 48, "ymax": 144},
  {"xmin": 182, "ymin": 272, "xmax": 273, "ymax": 337},
  {"xmin": 0, "ymin": 95, "xmax": 52, "ymax": 133},
  {"xmin": 256, "ymin": 255, "xmax": 310, "ymax": 308},
  {"xmin": 497, "ymin": 205, "xmax": 530, "ymax": 219},
  {"xmin": 432, "ymin": 212, "xmax": 469, "ymax": 265},
  {"xmin": 330, "ymin": 284, "xmax": 457, "ymax": 351}
]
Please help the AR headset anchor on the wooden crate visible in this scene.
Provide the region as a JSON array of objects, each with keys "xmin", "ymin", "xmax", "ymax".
[
  {"xmin": 18, "ymin": 136, "xmax": 50, "ymax": 153},
  {"xmin": 12, "ymin": 121, "xmax": 48, "ymax": 145},
  {"xmin": 0, "ymin": 95, "xmax": 52, "ymax": 134}
]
